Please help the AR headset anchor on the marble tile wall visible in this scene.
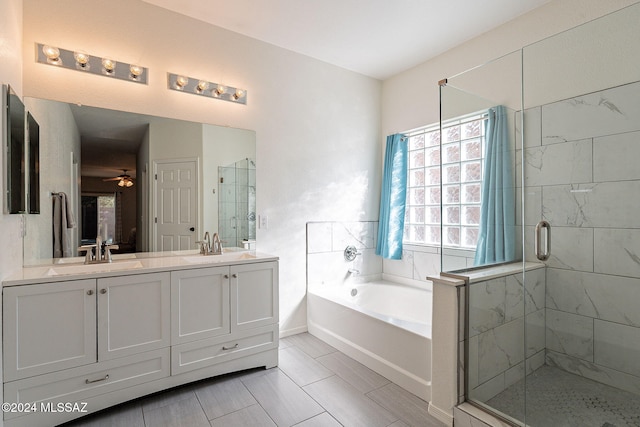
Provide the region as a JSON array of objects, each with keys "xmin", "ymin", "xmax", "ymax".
[
  {"xmin": 306, "ymin": 221, "xmax": 382, "ymax": 287},
  {"xmin": 306, "ymin": 222, "xmax": 445, "ymax": 288},
  {"xmin": 382, "ymin": 245, "xmax": 462, "ymax": 283},
  {"xmin": 520, "ymin": 80, "xmax": 640, "ymax": 392},
  {"xmin": 466, "ymin": 268, "xmax": 546, "ymax": 402}
]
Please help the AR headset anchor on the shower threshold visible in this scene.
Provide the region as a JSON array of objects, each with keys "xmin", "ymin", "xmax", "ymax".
[{"xmin": 485, "ymin": 365, "xmax": 640, "ymax": 427}]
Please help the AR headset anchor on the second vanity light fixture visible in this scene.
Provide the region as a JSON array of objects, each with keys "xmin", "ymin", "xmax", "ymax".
[
  {"xmin": 167, "ymin": 73, "xmax": 247, "ymax": 105},
  {"xmin": 36, "ymin": 43, "xmax": 148, "ymax": 84}
]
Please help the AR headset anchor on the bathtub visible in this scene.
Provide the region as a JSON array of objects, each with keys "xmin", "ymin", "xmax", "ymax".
[{"xmin": 307, "ymin": 280, "xmax": 432, "ymax": 401}]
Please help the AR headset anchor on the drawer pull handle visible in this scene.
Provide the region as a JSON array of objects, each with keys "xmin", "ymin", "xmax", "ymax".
[
  {"xmin": 100, "ymin": 288, "xmax": 107, "ymax": 294},
  {"xmin": 232, "ymin": 273, "xmax": 238, "ymax": 278},
  {"xmin": 87, "ymin": 290, "xmax": 94, "ymax": 295},
  {"xmin": 222, "ymin": 343, "xmax": 239, "ymax": 351},
  {"xmin": 224, "ymin": 274, "xmax": 229, "ymax": 279},
  {"xmin": 85, "ymin": 374, "xmax": 109, "ymax": 384}
]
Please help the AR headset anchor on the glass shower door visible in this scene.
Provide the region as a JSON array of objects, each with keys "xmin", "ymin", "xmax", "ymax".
[
  {"xmin": 519, "ymin": 3, "xmax": 640, "ymax": 426},
  {"xmin": 440, "ymin": 49, "xmax": 529, "ymax": 426}
]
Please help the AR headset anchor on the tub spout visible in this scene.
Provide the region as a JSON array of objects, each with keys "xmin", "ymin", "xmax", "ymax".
[{"xmin": 348, "ymin": 268, "xmax": 360, "ymax": 275}]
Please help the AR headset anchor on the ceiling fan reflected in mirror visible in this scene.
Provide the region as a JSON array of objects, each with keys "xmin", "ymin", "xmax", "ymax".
[{"xmin": 103, "ymin": 169, "xmax": 134, "ymax": 187}]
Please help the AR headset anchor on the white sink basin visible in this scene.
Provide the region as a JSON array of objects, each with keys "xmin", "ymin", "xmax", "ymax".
[
  {"xmin": 182, "ymin": 252, "xmax": 257, "ymax": 264},
  {"xmin": 46, "ymin": 261, "xmax": 144, "ymax": 276}
]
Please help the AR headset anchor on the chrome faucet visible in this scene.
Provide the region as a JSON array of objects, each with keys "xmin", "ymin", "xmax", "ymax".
[
  {"xmin": 212, "ymin": 233, "xmax": 223, "ymax": 255},
  {"xmin": 202, "ymin": 231, "xmax": 211, "ymax": 254},
  {"xmin": 197, "ymin": 231, "xmax": 223, "ymax": 255},
  {"xmin": 77, "ymin": 235, "xmax": 119, "ymax": 264}
]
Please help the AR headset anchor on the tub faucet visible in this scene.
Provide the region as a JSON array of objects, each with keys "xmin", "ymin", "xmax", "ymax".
[{"xmin": 348, "ymin": 268, "xmax": 360, "ymax": 276}]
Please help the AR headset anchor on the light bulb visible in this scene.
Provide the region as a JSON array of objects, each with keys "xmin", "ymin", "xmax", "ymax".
[
  {"xmin": 196, "ymin": 80, "xmax": 209, "ymax": 92},
  {"xmin": 42, "ymin": 45, "xmax": 61, "ymax": 64},
  {"xmin": 129, "ymin": 64, "xmax": 143, "ymax": 79},
  {"xmin": 102, "ymin": 58, "xmax": 116, "ymax": 74},
  {"xmin": 233, "ymin": 88, "xmax": 245, "ymax": 100},
  {"xmin": 118, "ymin": 180, "xmax": 125, "ymax": 187},
  {"xmin": 74, "ymin": 51, "xmax": 89, "ymax": 65},
  {"xmin": 176, "ymin": 75, "xmax": 189, "ymax": 88},
  {"xmin": 215, "ymin": 84, "xmax": 226, "ymax": 96},
  {"xmin": 126, "ymin": 180, "xmax": 134, "ymax": 187}
]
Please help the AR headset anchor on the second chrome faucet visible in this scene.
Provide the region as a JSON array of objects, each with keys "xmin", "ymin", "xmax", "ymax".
[{"xmin": 198, "ymin": 231, "xmax": 223, "ymax": 255}]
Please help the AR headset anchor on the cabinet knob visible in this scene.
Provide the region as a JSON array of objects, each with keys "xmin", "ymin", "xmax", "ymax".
[
  {"xmin": 224, "ymin": 274, "xmax": 229, "ymax": 279},
  {"xmin": 100, "ymin": 288, "xmax": 107, "ymax": 294},
  {"xmin": 87, "ymin": 290, "xmax": 94, "ymax": 296},
  {"xmin": 232, "ymin": 273, "xmax": 238, "ymax": 278}
]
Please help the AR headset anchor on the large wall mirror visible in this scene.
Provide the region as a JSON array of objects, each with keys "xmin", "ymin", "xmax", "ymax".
[{"xmin": 23, "ymin": 97, "xmax": 256, "ymax": 266}]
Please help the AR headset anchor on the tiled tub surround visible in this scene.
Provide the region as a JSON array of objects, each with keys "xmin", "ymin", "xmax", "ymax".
[
  {"xmin": 517, "ymin": 80, "xmax": 640, "ymax": 395},
  {"xmin": 306, "ymin": 221, "xmax": 438, "ymax": 402},
  {"xmin": 306, "ymin": 221, "xmax": 467, "ymax": 286}
]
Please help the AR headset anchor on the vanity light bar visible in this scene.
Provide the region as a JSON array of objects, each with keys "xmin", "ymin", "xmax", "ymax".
[
  {"xmin": 167, "ymin": 73, "xmax": 247, "ymax": 105},
  {"xmin": 36, "ymin": 43, "xmax": 148, "ymax": 85}
]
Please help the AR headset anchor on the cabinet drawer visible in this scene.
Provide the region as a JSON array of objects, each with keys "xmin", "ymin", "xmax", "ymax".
[
  {"xmin": 4, "ymin": 348, "xmax": 170, "ymax": 421},
  {"xmin": 172, "ymin": 324, "xmax": 278, "ymax": 375}
]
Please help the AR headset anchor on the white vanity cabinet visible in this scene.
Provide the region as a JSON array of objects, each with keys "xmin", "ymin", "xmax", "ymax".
[
  {"xmin": 97, "ymin": 272, "xmax": 171, "ymax": 360},
  {"xmin": 231, "ymin": 261, "xmax": 279, "ymax": 331},
  {"xmin": 171, "ymin": 261, "xmax": 279, "ymax": 375},
  {"xmin": 171, "ymin": 266, "xmax": 231, "ymax": 345},
  {"xmin": 3, "ymin": 279, "xmax": 97, "ymax": 382},
  {"xmin": 2, "ymin": 255, "xmax": 278, "ymax": 427}
]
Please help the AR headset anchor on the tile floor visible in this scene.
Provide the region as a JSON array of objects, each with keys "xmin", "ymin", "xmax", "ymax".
[
  {"xmin": 62, "ymin": 333, "xmax": 444, "ymax": 427},
  {"xmin": 485, "ymin": 366, "xmax": 640, "ymax": 427}
]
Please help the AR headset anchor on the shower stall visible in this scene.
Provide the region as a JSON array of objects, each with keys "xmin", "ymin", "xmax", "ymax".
[
  {"xmin": 217, "ymin": 158, "xmax": 256, "ymax": 249},
  {"xmin": 443, "ymin": 4, "xmax": 640, "ymax": 426}
]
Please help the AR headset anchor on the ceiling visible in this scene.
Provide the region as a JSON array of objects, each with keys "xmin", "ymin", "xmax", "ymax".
[
  {"xmin": 142, "ymin": 0, "xmax": 550, "ymax": 80},
  {"xmin": 71, "ymin": 104, "xmax": 151, "ymax": 179}
]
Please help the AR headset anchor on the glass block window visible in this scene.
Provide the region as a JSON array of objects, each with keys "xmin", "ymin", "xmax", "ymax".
[{"xmin": 404, "ymin": 114, "xmax": 485, "ymax": 249}]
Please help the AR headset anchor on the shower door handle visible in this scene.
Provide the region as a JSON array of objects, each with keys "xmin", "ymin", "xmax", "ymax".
[{"xmin": 535, "ymin": 220, "xmax": 551, "ymax": 261}]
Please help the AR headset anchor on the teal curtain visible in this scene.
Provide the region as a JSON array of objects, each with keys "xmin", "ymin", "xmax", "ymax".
[
  {"xmin": 474, "ymin": 106, "xmax": 515, "ymax": 265},
  {"xmin": 376, "ymin": 134, "xmax": 408, "ymax": 260}
]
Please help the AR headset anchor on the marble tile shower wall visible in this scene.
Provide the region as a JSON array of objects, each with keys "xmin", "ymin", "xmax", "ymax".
[
  {"xmin": 466, "ymin": 268, "xmax": 546, "ymax": 402},
  {"xmin": 518, "ymin": 80, "xmax": 640, "ymax": 395}
]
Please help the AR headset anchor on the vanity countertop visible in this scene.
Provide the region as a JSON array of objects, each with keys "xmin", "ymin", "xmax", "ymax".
[{"xmin": 3, "ymin": 250, "xmax": 279, "ymax": 287}]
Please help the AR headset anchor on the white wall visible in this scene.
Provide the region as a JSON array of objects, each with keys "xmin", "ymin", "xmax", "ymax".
[
  {"xmin": 21, "ymin": 0, "xmax": 382, "ymax": 335},
  {"xmin": 0, "ymin": 0, "xmax": 24, "ymax": 283},
  {"xmin": 382, "ymin": 0, "xmax": 639, "ymax": 135}
]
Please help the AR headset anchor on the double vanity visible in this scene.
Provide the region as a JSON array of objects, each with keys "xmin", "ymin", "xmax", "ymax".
[{"xmin": 2, "ymin": 251, "xmax": 279, "ymax": 426}]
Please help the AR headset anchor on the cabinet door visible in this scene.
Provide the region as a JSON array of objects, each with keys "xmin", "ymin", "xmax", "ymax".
[
  {"xmin": 3, "ymin": 279, "xmax": 97, "ymax": 381},
  {"xmin": 171, "ymin": 266, "xmax": 230, "ymax": 345},
  {"xmin": 97, "ymin": 272, "xmax": 170, "ymax": 361},
  {"xmin": 231, "ymin": 261, "xmax": 279, "ymax": 332}
]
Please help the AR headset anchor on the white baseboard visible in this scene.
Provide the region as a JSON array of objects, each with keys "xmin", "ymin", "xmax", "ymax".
[
  {"xmin": 428, "ymin": 402, "xmax": 454, "ymax": 427},
  {"xmin": 279, "ymin": 325, "xmax": 308, "ymax": 338}
]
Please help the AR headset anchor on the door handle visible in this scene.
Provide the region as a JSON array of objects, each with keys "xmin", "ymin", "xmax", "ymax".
[
  {"xmin": 189, "ymin": 227, "xmax": 195, "ymax": 232},
  {"xmin": 535, "ymin": 220, "xmax": 551, "ymax": 261}
]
